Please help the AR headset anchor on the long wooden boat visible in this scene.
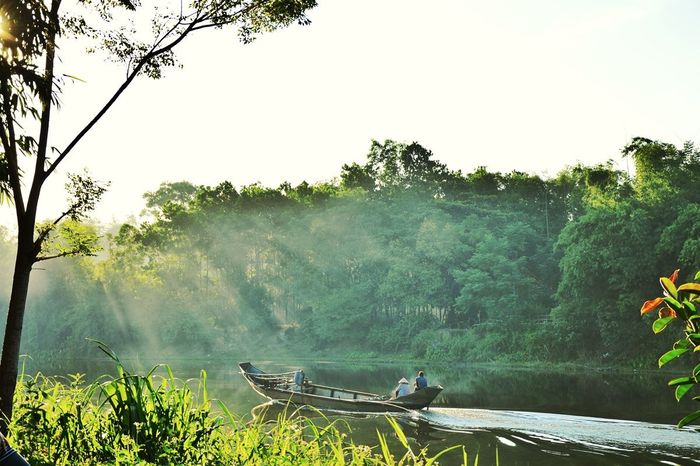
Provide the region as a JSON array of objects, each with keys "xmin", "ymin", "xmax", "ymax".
[{"xmin": 239, "ymin": 362, "xmax": 443, "ymax": 412}]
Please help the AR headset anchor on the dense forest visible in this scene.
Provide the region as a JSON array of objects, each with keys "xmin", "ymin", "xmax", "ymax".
[{"xmin": 1, "ymin": 137, "xmax": 698, "ymax": 367}]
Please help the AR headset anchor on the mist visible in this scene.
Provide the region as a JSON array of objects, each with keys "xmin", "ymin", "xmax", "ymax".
[{"xmin": 1, "ymin": 138, "xmax": 698, "ymax": 368}]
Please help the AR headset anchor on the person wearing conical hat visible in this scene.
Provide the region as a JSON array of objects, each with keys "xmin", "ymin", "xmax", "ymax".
[{"xmin": 394, "ymin": 377, "xmax": 411, "ymax": 398}]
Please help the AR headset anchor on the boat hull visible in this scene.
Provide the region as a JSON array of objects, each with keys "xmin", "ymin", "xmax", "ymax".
[{"xmin": 239, "ymin": 362, "xmax": 442, "ymax": 412}]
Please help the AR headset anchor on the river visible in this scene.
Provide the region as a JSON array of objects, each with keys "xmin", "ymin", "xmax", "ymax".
[{"xmin": 29, "ymin": 357, "xmax": 700, "ymax": 465}]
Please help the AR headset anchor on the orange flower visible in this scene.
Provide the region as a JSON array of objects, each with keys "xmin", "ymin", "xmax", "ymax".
[
  {"xmin": 658, "ymin": 307, "xmax": 677, "ymax": 318},
  {"xmin": 641, "ymin": 297, "xmax": 664, "ymax": 315},
  {"xmin": 669, "ymin": 269, "xmax": 680, "ymax": 284}
]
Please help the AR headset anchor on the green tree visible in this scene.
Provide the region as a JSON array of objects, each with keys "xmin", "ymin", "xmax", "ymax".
[
  {"xmin": 0, "ymin": 0, "xmax": 317, "ymax": 425},
  {"xmin": 552, "ymin": 202, "xmax": 663, "ymax": 359},
  {"xmin": 340, "ymin": 162, "xmax": 375, "ymax": 191},
  {"xmin": 551, "ymin": 138, "xmax": 699, "ymax": 362},
  {"xmin": 365, "ymin": 140, "xmax": 452, "ymax": 196},
  {"xmin": 623, "ymin": 137, "xmax": 700, "ymax": 203},
  {"xmin": 143, "ymin": 181, "xmax": 198, "ymax": 215}
]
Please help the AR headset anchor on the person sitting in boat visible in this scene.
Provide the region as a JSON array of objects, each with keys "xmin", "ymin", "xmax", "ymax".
[
  {"xmin": 414, "ymin": 370, "xmax": 428, "ymax": 391},
  {"xmin": 394, "ymin": 377, "xmax": 411, "ymax": 398},
  {"xmin": 293, "ymin": 369, "xmax": 305, "ymax": 391}
]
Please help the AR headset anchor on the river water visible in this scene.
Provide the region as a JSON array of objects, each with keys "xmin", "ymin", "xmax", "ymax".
[{"xmin": 32, "ymin": 358, "xmax": 700, "ymax": 465}]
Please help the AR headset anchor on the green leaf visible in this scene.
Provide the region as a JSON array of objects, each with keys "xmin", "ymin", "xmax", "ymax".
[
  {"xmin": 675, "ymin": 339, "xmax": 693, "ymax": 350},
  {"xmin": 663, "ymin": 296, "xmax": 683, "ymax": 311},
  {"xmin": 425, "ymin": 445, "xmax": 463, "ymax": 466},
  {"xmin": 683, "ymin": 300, "xmax": 697, "ymax": 314},
  {"xmin": 675, "ymin": 383, "xmax": 695, "ymax": 402},
  {"xmin": 679, "ymin": 283, "xmax": 700, "ymax": 295},
  {"xmin": 677, "ymin": 409, "xmax": 700, "ymax": 428},
  {"xmin": 62, "ymin": 73, "xmax": 87, "ymax": 83},
  {"xmin": 693, "ymin": 363, "xmax": 700, "ymax": 378},
  {"xmin": 695, "ymin": 271, "xmax": 700, "ymax": 281},
  {"xmin": 387, "ymin": 416, "xmax": 410, "ymax": 451},
  {"xmin": 653, "ymin": 316, "xmax": 675, "ymax": 334},
  {"xmin": 668, "ymin": 376, "xmax": 693, "ymax": 386},
  {"xmin": 661, "ymin": 277, "xmax": 678, "ymax": 299},
  {"xmin": 659, "ymin": 348, "xmax": 689, "ymax": 367},
  {"xmin": 376, "ymin": 430, "xmax": 392, "ymax": 463}
]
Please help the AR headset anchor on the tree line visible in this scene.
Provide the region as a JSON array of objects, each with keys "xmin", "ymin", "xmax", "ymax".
[{"xmin": 1, "ymin": 137, "xmax": 698, "ymax": 366}]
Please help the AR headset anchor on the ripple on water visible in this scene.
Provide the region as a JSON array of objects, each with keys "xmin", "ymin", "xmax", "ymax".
[{"xmin": 409, "ymin": 408, "xmax": 699, "ymax": 460}]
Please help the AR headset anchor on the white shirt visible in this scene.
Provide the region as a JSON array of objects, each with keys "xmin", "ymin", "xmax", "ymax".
[{"xmin": 395, "ymin": 383, "xmax": 411, "ymax": 397}]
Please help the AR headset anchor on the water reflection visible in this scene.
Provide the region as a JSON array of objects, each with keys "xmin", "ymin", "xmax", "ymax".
[{"xmin": 394, "ymin": 416, "xmax": 446, "ymax": 443}]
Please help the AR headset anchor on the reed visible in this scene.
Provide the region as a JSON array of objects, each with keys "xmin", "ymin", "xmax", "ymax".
[{"xmin": 7, "ymin": 347, "xmax": 470, "ymax": 465}]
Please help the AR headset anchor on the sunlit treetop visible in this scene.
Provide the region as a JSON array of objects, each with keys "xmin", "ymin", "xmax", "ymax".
[
  {"xmin": 0, "ymin": 0, "xmax": 52, "ymax": 64},
  {"xmin": 0, "ymin": 9, "xmax": 18, "ymax": 62}
]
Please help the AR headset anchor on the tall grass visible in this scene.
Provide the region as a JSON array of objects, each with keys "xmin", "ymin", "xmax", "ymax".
[{"xmin": 7, "ymin": 345, "xmax": 471, "ymax": 465}]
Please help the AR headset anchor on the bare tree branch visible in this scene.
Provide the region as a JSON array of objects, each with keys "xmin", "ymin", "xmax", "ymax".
[
  {"xmin": 46, "ymin": 15, "xmax": 204, "ymax": 177},
  {"xmin": 35, "ymin": 251, "xmax": 84, "ymax": 262}
]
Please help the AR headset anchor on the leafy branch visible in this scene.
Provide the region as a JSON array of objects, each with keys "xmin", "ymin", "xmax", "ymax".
[
  {"xmin": 641, "ymin": 269, "xmax": 700, "ymax": 427},
  {"xmin": 34, "ymin": 172, "xmax": 108, "ymax": 262}
]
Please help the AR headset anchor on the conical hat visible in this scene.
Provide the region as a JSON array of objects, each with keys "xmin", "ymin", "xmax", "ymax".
[{"xmin": 398, "ymin": 377, "xmax": 409, "ymax": 384}]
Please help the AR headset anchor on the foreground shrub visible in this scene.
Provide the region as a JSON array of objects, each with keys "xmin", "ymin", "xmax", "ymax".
[{"xmin": 640, "ymin": 269, "xmax": 700, "ymax": 427}]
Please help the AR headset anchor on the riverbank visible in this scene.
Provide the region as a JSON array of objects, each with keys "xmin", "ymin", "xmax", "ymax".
[
  {"xmin": 272, "ymin": 349, "xmax": 678, "ymax": 377},
  {"xmin": 20, "ymin": 348, "xmax": 682, "ymax": 383}
]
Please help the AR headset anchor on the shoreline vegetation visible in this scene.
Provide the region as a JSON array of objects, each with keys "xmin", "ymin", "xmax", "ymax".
[
  {"xmin": 20, "ymin": 352, "xmax": 687, "ymax": 378},
  {"xmin": 8, "ymin": 348, "xmax": 469, "ymax": 466},
  {"xmin": 3, "ymin": 137, "xmax": 699, "ymax": 373}
]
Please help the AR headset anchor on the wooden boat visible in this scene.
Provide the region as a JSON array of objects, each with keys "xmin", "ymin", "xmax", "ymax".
[{"xmin": 239, "ymin": 362, "xmax": 443, "ymax": 412}]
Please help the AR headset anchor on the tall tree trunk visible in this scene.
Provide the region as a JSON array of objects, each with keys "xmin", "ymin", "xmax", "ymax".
[
  {"xmin": 0, "ymin": 239, "xmax": 33, "ymax": 432},
  {"xmin": 0, "ymin": 0, "xmax": 56, "ymax": 430}
]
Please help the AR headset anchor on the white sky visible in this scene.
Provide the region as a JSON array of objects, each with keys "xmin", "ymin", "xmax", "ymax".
[{"xmin": 2, "ymin": 0, "xmax": 700, "ymax": 228}]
